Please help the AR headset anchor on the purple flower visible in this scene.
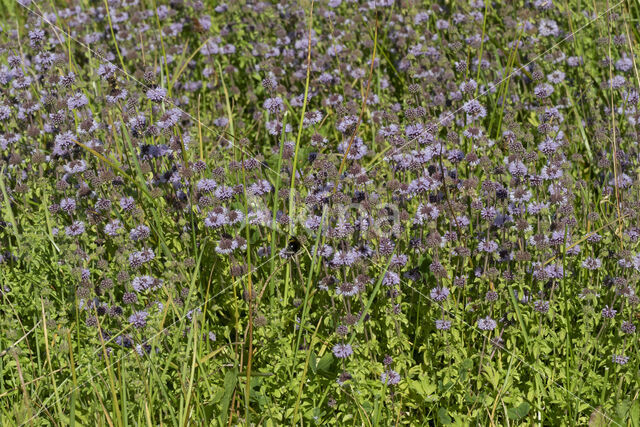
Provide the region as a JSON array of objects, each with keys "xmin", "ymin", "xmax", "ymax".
[
  {"xmin": 53, "ymin": 131, "xmax": 76, "ymax": 156},
  {"xmin": 581, "ymin": 257, "xmax": 602, "ymax": 270},
  {"xmin": 534, "ymin": 83, "xmax": 554, "ymax": 98},
  {"xmin": 621, "ymin": 321, "xmax": 636, "ymax": 334},
  {"xmin": 534, "ymin": 300, "xmax": 550, "ymax": 314},
  {"xmin": 266, "ymin": 119, "xmax": 291, "ymax": 136},
  {"xmin": 131, "ymin": 275, "xmax": 159, "ymax": 293},
  {"xmin": 478, "ymin": 240, "xmax": 498, "ymax": 253},
  {"xmin": 197, "ymin": 178, "xmax": 217, "ymax": 193},
  {"xmin": 508, "ymin": 160, "xmax": 527, "ymax": 177},
  {"xmin": 123, "ymin": 292, "xmax": 137, "ymax": 304},
  {"xmin": 337, "ymin": 138, "xmax": 368, "ymax": 160},
  {"xmin": 65, "ymin": 221, "xmax": 85, "ymax": 237},
  {"xmin": 106, "ymin": 88, "xmax": 127, "ymax": 104},
  {"xmin": 538, "ymin": 19, "xmax": 559, "ymax": 37},
  {"xmin": 336, "ymin": 115, "xmax": 357, "ymax": 133},
  {"xmin": 390, "ymin": 254, "xmax": 407, "ymax": 267},
  {"xmin": 120, "ymin": 197, "xmax": 135, "ymax": 211},
  {"xmin": 279, "ymin": 248, "xmax": 294, "ymax": 259},
  {"xmin": 612, "ymin": 354, "xmax": 629, "ymax": 365},
  {"xmin": 215, "ymin": 238, "xmax": 237, "ymax": 255},
  {"xmin": 616, "ymin": 56, "xmax": 633, "ymax": 72},
  {"xmin": 147, "ymin": 87, "xmax": 167, "ymax": 102},
  {"xmin": 567, "ymin": 56, "xmax": 583, "ymax": 67},
  {"xmin": 129, "ymin": 248, "xmax": 155, "ymax": 268},
  {"xmin": 462, "ymin": 99, "xmax": 486, "ymax": 122},
  {"xmin": 435, "ymin": 319, "xmax": 452, "ymax": 330},
  {"xmin": 544, "ymin": 264, "xmax": 564, "ymax": 279},
  {"xmin": 60, "ymin": 198, "xmax": 76, "ymax": 214},
  {"xmin": 382, "ymin": 271, "xmax": 400, "ymax": 287},
  {"xmin": 608, "ymin": 75, "xmax": 626, "ymax": 89},
  {"xmin": 547, "ymin": 70, "xmax": 565, "ymax": 84},
  {"xmin": 129, "ymin": 225, "xmax": 150, "ymax": 242},
  {"xmin": 104, "ymin": 220, "xmax": 123, "ymax": 236},
  {"xmin": 248, "ymin": 180, "xmax": 272, "ymax": 196},
  {"xmin": 28, "ymin": 29, "xmax": 45, "ymax": 47},
  {"xmin": 204, "ymin": 209, "xmax": 228, "ymax": 228},
  {"xmin": 227, "ymin": 210, "xmax": 244, "ymax": 225},
  {"xmin": 97, "ymin": 62, "xmax": 116, "ymax": 80},
  {"xmin": 332, "ymin": 343, "xmax": 353, "ymax": 359},
  {"xmin": 156, "ymin": 108, "xmax": 182, "ymax": 129},
  {"xmin": 407, "ymin": 175, "xmax": 441, "ymax": 196},
  {"xmin": 436, "ymin": 19, "xmax": 449, "ymax": 30},
  {"xmin": 336, "ymin": 282, "xmax": 358, "ymax": 297},
  {"xmin": 128, "ymin": 311, "xmax": 148, "ymax": 329},
  {"xmin": 477, "ymin": 316, "xmax": 497, "ymax": 331},
  {"xmin": 381, "ymin": 370, "xmax": 401, "ymax": 385},
  {"xmin": 303, "ymin": 110, "xmax": 323, "ymax": 128},
  {"xmin": 317, "ymin": 245, "xmax": 334, "ymax": 258},
  {"xmin": 602, "ymin": 306, "xmax": 617, "ymax": 319},
  {"xmin": 0, "ymin": 105, "xmax": 10, "ymax": 120},
  {"xmin": 304, "ymin": 215, "xmax": 323, "ymax": 230},
  {"xmin": 214, "ymin": 185, "xmax": 234, "ymax": 201},
  {"xmin": 332, "ymin": 250, "xmax": 358, "ymax": 267},
  {"xmin": 187, "ymin": 308, "xmax": 202, "ymax": 321},
  {"xmin": 430, "ymin": 286, "xmax": 450, "ymax": 302},
  {"xmin": 63, "ymin": 159, "xmax": 88, "ymax": 174},
  {"xmin": 263, "ymin": 97, "xmax": 285, "ymax": 114},
  {"xmin": 414, "ymin": 203, "xmax": 440, "ymax": 224},
  {"xmin": 67, "ymin": 92, "xmax": 88, "ymax": 110}
]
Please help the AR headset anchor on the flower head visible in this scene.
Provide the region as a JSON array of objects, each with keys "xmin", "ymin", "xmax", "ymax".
[{"xmin": 332, "ymin": 343, "xmax": 353, "ymax": 359}]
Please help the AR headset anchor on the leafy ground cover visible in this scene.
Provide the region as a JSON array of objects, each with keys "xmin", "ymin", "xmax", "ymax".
[{"xmin": 0, "ymin": 0, "xmax": 639, "ymax": 425}]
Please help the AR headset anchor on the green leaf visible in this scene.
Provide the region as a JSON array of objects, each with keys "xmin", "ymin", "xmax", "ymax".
[
  {"xmin": 617, "ymin": 400, "xmax": 633, "ymax": 424},
  {"xmin": 461, "ymin": 358, "xmax": 473, "ymax": 370},
  {"xmin": 437, "ymin": 408, "xmax": 452, "ymax": 425},
  {"xmin": 507, "ymin": 402, "xmax": 530, "ymax": 420},
  {"xmin": 588, "ymin": 407, "xmax": 608, "ymax": 427},
  {"xmin": 316, "ymin": 353, "xmax": 334, "ymax": 373},
  {"xmin": 221, "ymin": 368, "xmax": 237, "ymax": 424},
  {"xmin": 309, "ymin": 351, "xmax": 318, "ymax": 373},
  {"xmin": 630, "ymin": 400, "xmax": 640, "ymax": 427}
]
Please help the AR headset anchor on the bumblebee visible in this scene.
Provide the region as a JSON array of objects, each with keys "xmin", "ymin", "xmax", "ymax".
[
  {"xmin": 106, "ymin": 75, "xmax": 119, "ymax": 92},
  {"xmin": 191, "ymin": 17, "xmax": 206, "ymax": 33},
  {"xmin": 283, "ymin": 237, "xmax": 301, "ymax": 255}
]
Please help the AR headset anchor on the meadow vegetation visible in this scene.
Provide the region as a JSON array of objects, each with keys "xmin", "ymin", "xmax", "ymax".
[{"xmin": 0, "ymin": 0, "xmax": 639, "ymax": 425}]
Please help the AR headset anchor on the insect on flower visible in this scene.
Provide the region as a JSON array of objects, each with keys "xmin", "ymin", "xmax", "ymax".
[{"xmin": 283, "ymin": 237, "xmax": 302, "ymax": 256}]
